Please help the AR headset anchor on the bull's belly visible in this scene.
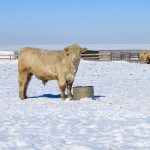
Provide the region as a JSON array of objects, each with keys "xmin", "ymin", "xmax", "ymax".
[
  {"xmin": 34, "ymin": 72, "xmax": 57, "ymax": 82},
  {"xmin": 31, "ymin": 67, "xmax": 57, "ymax": 80},
  {"xmin": 32, "ymin": 69, "xmax": 76, "ymax": 83}
]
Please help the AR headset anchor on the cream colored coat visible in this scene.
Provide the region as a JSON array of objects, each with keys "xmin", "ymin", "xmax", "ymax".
[{"xmin": 18, "ymin": 44, "xmax": 87, "ymax": 100}]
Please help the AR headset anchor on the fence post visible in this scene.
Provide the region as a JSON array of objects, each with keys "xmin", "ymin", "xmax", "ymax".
[
  {"xmin": 111, "ymin": 52, "xmax": 112, "ymax": 61},
  {"xmin": 129, "ymin": 53, "xmax": 131, "ymax": 61},
  {"xmin": 138, "ymin": 53, "xmax": 140, "ymax": 62},
  {"xmin": 120, "ymin": 54, "xmax": 122, "ymax": 60}
]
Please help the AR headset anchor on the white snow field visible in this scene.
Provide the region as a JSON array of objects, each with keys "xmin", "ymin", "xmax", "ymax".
[{"xmin": 0, "ymin": 60, "xmax": 150, "ymax": 150}]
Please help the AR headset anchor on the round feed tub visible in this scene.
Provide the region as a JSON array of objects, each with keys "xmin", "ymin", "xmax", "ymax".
[{"xmin": 73, "ymin": 86, "xmax": 94, "ymax": 100}]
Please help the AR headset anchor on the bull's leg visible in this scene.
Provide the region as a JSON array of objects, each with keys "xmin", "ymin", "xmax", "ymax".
[
  {"xmin": 58, "ymin": 75, "xmax": 66, "ymax": 100},
  {"xmin": 18, "ymin": 71, "xmax": 31, "ymax": 100},
  {"xmin": 67, "ymin": 80, "xmax": 73, "ymax": 100},
  {"xmin": 24, "ymin": 73, "xmax": 33, "ymax": 98}
]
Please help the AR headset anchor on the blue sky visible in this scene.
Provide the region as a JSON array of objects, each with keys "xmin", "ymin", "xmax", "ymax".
[{"xmin": 0, "ymin": 0, "xmax": 150, "ymax": 45}]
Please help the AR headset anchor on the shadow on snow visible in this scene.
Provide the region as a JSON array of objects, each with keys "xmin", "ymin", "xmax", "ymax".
[
  {"xmin": 29, "ymin": 94, "xmax": 61, "ymax": 99},
  {"xmin": 29, "ymin": 94, "xmax": 105, "ymax": 100}
]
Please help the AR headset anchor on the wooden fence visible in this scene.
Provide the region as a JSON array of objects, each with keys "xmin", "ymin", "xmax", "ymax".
[
  {"xmin": 81, "ymin": 52, "xmax": 140, "ymax": 62},
  {"xmin": 0, "ymin": 52, "xmax": 140, "ymax": 62},
  {"xmin": 0, "ymin": 51, "xmax": 144, "ymax": 62},
  {"xmin": 0, "ymin": 54, "xmax": 18, "ymax": 60},
  {"xmin": 81, "ymin": 53, "xmax": 111, "ymax": 61}
]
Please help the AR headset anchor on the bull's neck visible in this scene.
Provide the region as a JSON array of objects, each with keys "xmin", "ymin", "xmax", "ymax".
[{"xmin": 65, "ymin": 54, "xmax": 78, "ymax": 65}]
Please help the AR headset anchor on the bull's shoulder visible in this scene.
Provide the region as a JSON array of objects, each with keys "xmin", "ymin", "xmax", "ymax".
[
  {"xmin": 20, "ymin": 47, "xmax": 41, "ymax": 52},
  {"xmin": 19, "ymin": 47, "xmax": 35, "ymax": 53}
]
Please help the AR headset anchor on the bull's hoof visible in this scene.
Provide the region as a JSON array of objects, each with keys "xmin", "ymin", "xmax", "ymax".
[
  {"xmin": 61, "ymin": 96, "xmax": 66, "ymax": 100},
  {"xmin": 68, "ymin": 95, "xmax": 73, "ymax": 100},
  {"xmin": 19, "ymin": 96, "xmax": 27, "ymax": 100},
  {"xmin": 20, "ymin": 98, "xmax": 25, "ymax": 100},
  {"xmin": 68, "ymin": 97, "xmax": 73, "ymax": 100}
]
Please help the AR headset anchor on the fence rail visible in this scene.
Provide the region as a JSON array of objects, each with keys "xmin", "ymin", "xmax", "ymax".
[
  {"xmin": 0, "ymin": 54, "xmax": 18, "ymax": 60},
  {"xmin": 82, "ymin": 54, "xmax": 110, "ymax": 61},
  {"xmin": 81, "ymin": 52, "xmax": 140, "ymax": 62}
]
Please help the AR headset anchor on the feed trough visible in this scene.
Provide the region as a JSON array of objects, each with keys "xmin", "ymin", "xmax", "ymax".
[{"xmin": 73, "ymin": 86, "xmax": 94, "ymax": 100}]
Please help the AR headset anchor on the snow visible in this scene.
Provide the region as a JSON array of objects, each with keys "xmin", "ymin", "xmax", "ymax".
[{"xmin": 0, "ymin": 60, "xmax": 150, "ymax": 150}]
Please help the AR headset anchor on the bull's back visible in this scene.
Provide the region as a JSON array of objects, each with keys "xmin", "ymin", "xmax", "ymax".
[
  {"xmin": 18, "ymin": 47, "xmax": 41, "ymax": 71},
  {"xmin": 18, "ymin": 47, "xmax": 63, "ymax": 78}
]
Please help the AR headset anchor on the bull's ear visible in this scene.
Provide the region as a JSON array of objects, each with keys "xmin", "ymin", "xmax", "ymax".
[
  {"xmin": 64, "ymin": 47, "xmax": 70, "ymax": 55},
  {"xmin": 82, "ymin": 48, "xmax": 87, "ymax": 53}
]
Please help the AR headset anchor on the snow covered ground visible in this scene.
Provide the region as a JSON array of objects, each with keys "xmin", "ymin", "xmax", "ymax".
[{"xmin": 0, "ymin": 60, "xmax": 150, "ymax": 150}]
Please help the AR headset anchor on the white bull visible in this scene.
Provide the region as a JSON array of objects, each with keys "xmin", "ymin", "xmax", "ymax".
[{"xmin": 18, "ymin": 44, "xmax": 87, "ymax": 100}]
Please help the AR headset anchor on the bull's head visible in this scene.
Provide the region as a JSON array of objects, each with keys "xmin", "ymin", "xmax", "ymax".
[
  {"xmin": 64, "ymin": 44, "xmax": 87, "ymax": 63},
  {"xmin": 140, "ymin": 52, "xmax": 150, "ymax": 64}
]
